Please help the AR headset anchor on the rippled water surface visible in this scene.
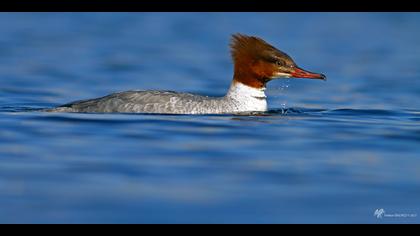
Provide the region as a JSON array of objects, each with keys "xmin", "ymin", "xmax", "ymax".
[{"xmin": 0, "ymin": 13, "xmax": 419, "ymax": 223}]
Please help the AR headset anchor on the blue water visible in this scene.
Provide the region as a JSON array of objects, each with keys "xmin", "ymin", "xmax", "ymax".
[{"xmin": 0, "ymin": 13, "xmax": 420, "ymax": 223}]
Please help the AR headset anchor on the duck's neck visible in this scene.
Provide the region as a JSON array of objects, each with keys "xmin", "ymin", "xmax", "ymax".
[
  {"xmin": 226, "ymin": 80, "xmax": 266, "ymax": 99},
  {"xmin": 224, "ymin": 80, "xmax": 268, "ymax": 112}
]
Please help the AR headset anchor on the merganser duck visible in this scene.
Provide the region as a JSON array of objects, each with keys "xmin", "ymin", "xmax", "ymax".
[{"xmin": 49, "ymin": 34, "xmax": 326, "ymax": 114}]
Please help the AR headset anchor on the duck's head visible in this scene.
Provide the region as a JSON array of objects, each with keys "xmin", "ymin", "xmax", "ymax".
[{"xmin": 230, "ymin": 33, "xmax": 326, "ymax": 89}]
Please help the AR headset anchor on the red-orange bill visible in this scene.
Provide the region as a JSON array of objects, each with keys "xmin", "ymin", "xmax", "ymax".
[{"xmin": 291, "ymin": 67, "xmax": 326, "ymax": 80}]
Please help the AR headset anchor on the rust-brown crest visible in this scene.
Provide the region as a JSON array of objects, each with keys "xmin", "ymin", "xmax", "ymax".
[{"xmin": 230, "ymin": 34, "xmax": 279, "ymax": 64}]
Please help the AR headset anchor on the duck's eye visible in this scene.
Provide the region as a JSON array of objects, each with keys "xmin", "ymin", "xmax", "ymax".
[{"xmin": 276, "ymin": 60, "xmax": 285, "ymax": 66}]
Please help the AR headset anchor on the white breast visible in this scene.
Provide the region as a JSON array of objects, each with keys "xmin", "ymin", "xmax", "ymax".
[{"xmin": 224, "ymin": 82, "xmax": 268, "ymax": 112}]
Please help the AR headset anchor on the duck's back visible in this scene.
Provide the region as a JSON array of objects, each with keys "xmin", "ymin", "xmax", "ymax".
[{"xmin": 49, "ymin": 90, "xmax": 216, "ymax": 114}]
